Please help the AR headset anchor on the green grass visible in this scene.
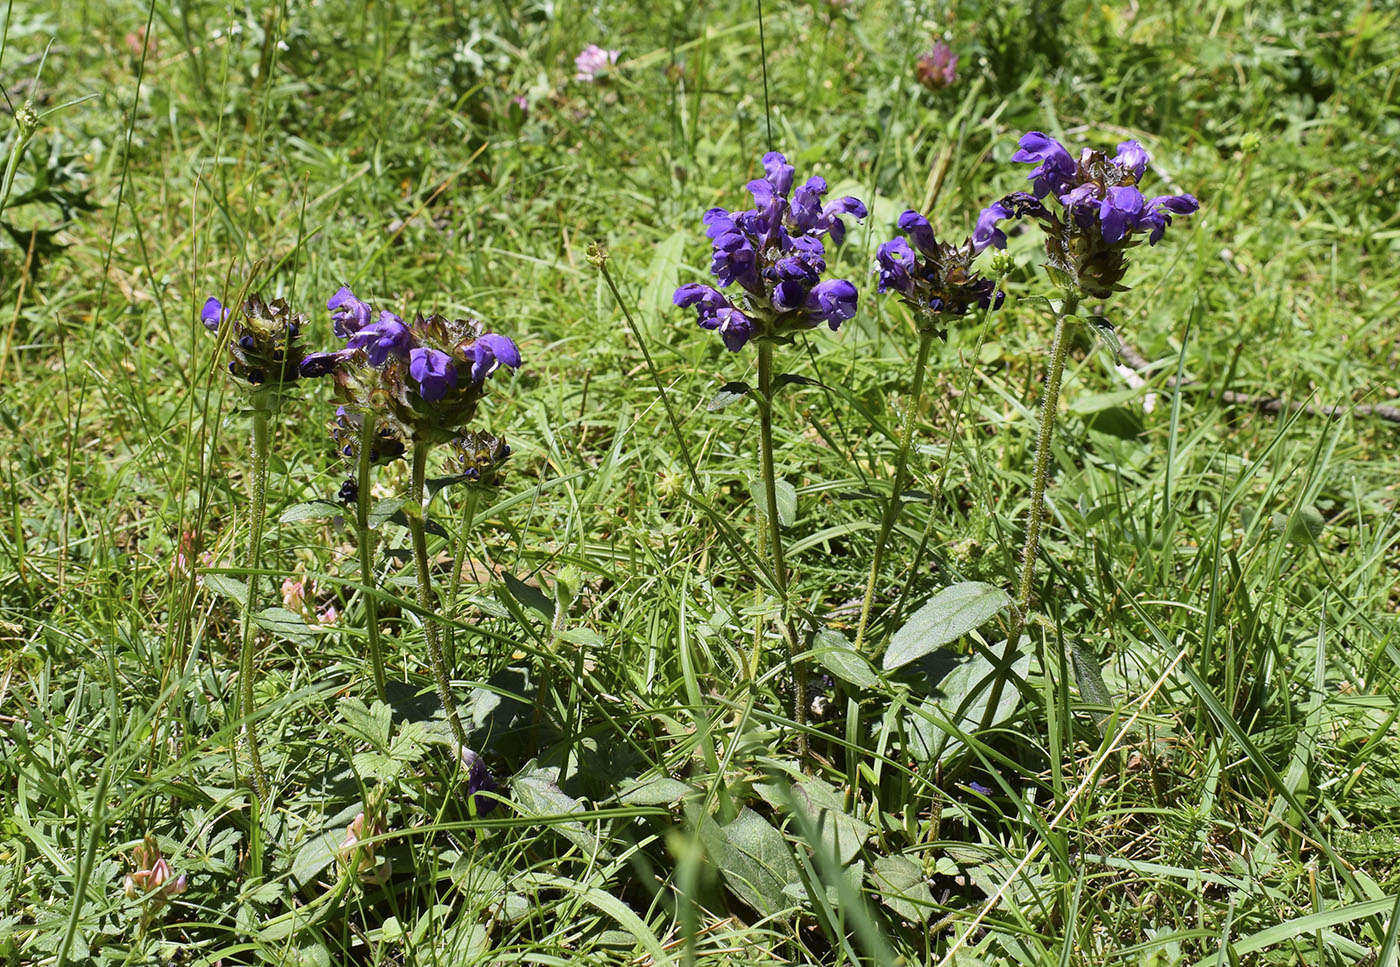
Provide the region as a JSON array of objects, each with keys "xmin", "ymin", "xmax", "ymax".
[{"xmin": 1, "ymin": 0, "xmax": 1398, "ymax": 964}]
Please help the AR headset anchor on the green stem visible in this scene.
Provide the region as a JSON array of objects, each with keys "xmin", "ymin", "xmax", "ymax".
[
  {"xmin": 853, "ymin": 326, "xmax": 936, "ymax": 651},
  {"xmin": 756, "ymin": 341, "xmax": 807, "ymax": 759},
  {"xmin": 446, "ymin": 486, "xmax": 481, "ymax": 669},
  {"xmin": 978, "ymin": 292, "xmax": 1078, "ymax": 733},
  {"xmin": 357, "ymin": 418, "xmax": 387, "ymax": 700},
  {"xmin": 408, "ymin": 442, "xmax": 470, "ymax": 749},
  {"xmin": 240, "ymin": 405, "xmax": 272, "ymax": 803}
]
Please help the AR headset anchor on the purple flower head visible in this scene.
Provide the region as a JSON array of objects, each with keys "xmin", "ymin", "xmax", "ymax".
[
  {"xmin": 574, "ymin": 44, "xmax": 619, "ymax": 82},
  {"xmin": 978, "ymin": 132, "xmax": 1198, "ymax": 296},
  {"xmin": 202, "ymin": 292, "xmax": 308, "ymax": 387},
  {"xmin": 409, "ymin": 347, "xmax": 458, "ymax": 402},
  {"xmin": 346, "ymin": 311, "xmax": 414, "ymax": 366},
  {"xmin": 675, "ymin": 152, "xmax": 865, "ymax": 348},
  {"xmin": 328, "ymin": 285, "xmax": 374, "ymax": 338},
  {"xmin": 466, "ymin": 333, "xmax": 522, "ymax": 384},
  {"xmin": 299, "ymin": 350, "xmax": 346, "ymax": 378},
  {"xmin": 875, "ymin": 208, "xmax": 1005, "ymax": 329},
  {"xmin": 916, "ymin": 39, "xmax": 958, "ymax": 90},
  {"xmin": 461, "ymin": 748, "xmax": 499, "ymax": 816},
  {"xmin": 1011, "ymin": 131, "xmax": 1077, "ymax": 199}
]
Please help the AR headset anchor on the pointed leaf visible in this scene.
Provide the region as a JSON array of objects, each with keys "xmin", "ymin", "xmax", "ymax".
[
  {"xmin": 811, "ymin": 629, "xmax": 879, "ymax": 689},
  {"xmin": 750, "ymin": 478, "xmax": 797, "ymax": 528},
  {"xmin": 279, "ymin": 500, "xmax": 343, "ymax": 524},
  {"xmin": 884, "ymin": 582, "xmax": 1012, "ymax": 670},
  {"xmin": 708, "ymin": 381, "xmax": 751, "ymax": 411}
]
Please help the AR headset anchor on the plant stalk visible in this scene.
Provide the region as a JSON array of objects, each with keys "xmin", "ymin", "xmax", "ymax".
[
  {"xmin": 357, "ymin": 418, "xmax": 388, "ymax": 700},
  {"xmin": 756, "ymin": 340, "xmax": 807, "ymax": 758},
  {"xmin": 853, "ymin": 326, "xmax": 936, "ymax": 651},
  {"xmin": 446, "ymin": 486, "xmax": 481, "ymax": 668},
  {"xmin": 978, "ymin": 292, "xmax": 1078, "ymax": 733},
  {"xmin": 409, "ymin": 442, "xmax": 470, "ymax": 749},
  {"xmin": 240, "ymin": 404, "xmax": 272, "ymax": 803}
]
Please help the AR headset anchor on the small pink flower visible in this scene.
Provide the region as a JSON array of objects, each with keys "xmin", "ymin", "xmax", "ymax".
[
  {"xmin": 281, "ymin": 577, "xmax": 307, "ymax": 613},
  {"xmin": 316, "ymin": 604, "xmax": 339, "ymax": 627},
  {"xmin": 916, "ymin": 39, "xmax": 958, "ymax": 90},
  {"xmin": 574, "ymin": 44, "xmax": 619, "ymax": 82},
  {"xmin": 124, "ymin": 835, "xmax": 188, "ymax": 902}
]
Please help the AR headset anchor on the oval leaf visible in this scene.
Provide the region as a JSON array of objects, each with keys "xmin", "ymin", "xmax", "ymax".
[
  {"xmin": 883, "ymin": 582, "xmax": 1012, "ymax": 670},
  {"xmin": 811, "ymin": 629, "xmax": 879, "ymax": 689}
]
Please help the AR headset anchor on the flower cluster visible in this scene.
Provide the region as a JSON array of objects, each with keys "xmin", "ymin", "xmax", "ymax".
[
  {"xmin": 450, "ymin": 430, "xmax": 512, "ymax": 486},
  {"xmin": 674, "ymin": 152, "xmax": 867, "ymax": 351},
  {"xmin": 123, "ymin": 835, "xmax": 187, "ymax": 903},
  {"xmin": 916, "ymin": 39, "xmax": 958, "ymax": 90},
  {"xmin": 575, "ymin": 44, "xmax": 618, "ymax": 82},
  {"xmin": 202, "ymin": 293, "xmax": 309, "ymax": 388},
  {"xmin": 973, "ymin": 132, "xmax": 1199, "ymax": 297},
  {"xmin": 876, "ymin": 209, "xmax": 1003, "ymax": 336},
  {"xmin": 300, "ymin": 286, "xmax": 521, "ymax": 443}
]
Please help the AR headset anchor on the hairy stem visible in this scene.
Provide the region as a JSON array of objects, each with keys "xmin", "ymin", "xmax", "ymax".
[
  {"xmin": 357, "ymin": 418, "xmax": 387, "ymax": 700},
  {"xmin": 409, "ymin": 442, "xmax": 470, "ymax": 749},
  {"xmin": 446, "ymin": 486, "xmax": 481, "ymax": 669},
  {"xmin": 756, "ymin": 340, "xmax": 807, "ymax": 759},
  {"xmin": 240, "ymin": 405, "xmax": 272, "ymax": 803},
  {"xmin": 853, "ymin": 326, "xmax": 936, "ymax": 651},
  {"xmin": 979, "ymin": 292, "xmax": 1078, "ymax": 733}
]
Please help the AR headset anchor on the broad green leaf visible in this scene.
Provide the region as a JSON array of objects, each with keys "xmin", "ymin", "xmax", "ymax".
[
  {"xmin": 643, "ymin": 230, "xmax": 687, "ymax": 321},
  {"xmin": 869, "ymin": 855, "xmax": 932, "ymax": 924},
  {"xmin": 708, "ymin": 381, "xmax": 751, "ymax": 411},
  {"xmin": 616, "ymin": 776, "xmax": 692, "ymax": 805},
  {"xmin": 884, "ymin": 582, "xmax": 1012, "ymax": 670},
  {"xmin": 750, "ymin": 478, "xmax": 797, "ymax": 528},
  {"xmin": 254, "ymin": 607, "xmax": 317, "ymax": 648},
  {"xmin": 201, "ymin": 573, "xmax": 247, "ymax": 607},
  {"xmin": 811, "ymin": 629, "xmax": 879, "ymax": 689},
  {"xmin": 906, "ymin": 648, "xmax": 1031, "ymax": 763},
  {"xmin": 757, "ymin": 775, "xmax": 871, "ymax": 865},
  {"xmin": 713, "ymin": 808, "xmax": 801, "ymax": 919},
  {"xmin": 279, "ymin": 499, "xmax": 341, "ymax": 524}
]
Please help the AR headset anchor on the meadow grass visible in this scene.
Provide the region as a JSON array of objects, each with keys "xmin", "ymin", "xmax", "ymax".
[{"xmin": 1, "ymin": 0, "xmax": 1398, "ymax": 964}]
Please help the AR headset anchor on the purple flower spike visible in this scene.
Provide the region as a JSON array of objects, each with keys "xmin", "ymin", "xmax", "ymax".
[
  {"xmin": 805, "ymin": 279, "xmax": 858, "ymax": 331},
  {"xmin": 347, "ymin": 311, "xmax": 414, "ymax": 366},
  {"xmin": 897, "ymin": 210, "xmax": 939, "ymax": 256},
  {"xmin": 468, "ymin": 333, "xmax": 522, "ymax": 384},
  {"xmin": 328, "ymin": 285, "xmax": 374, "ymax": 338},
  {"xmin": 1011, "ymin": 131, "xmax": 1076, "ymax": 198},
  {"xmin": 201, "ymin": 297, "xmax": 227, "ymax": 332},
  {"xmin": 409, "ymin": 347, "xmax": 458, "ymax": 402}
]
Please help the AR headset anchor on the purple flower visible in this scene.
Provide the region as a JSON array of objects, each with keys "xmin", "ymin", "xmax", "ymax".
[
  {"xmin": 968, "ymin": 781, "xmax": 992, "ymax": 795},
  {"xmin": 298, "ymin": 350, "xmax": 345, "ymax": 378},
  {"xmin": 328, "ymin": 285, "xmax": 374, "ymax": 338},
  {"xmin": 461, "ymin": 747, "xmax": 499, "ymax": 816},
  {"xmin": 409, "ymin": 347, "xmax": 458, "ymax": 402},
  {"xmin": 874, "ymin": 209, "xmax": 1004, "ymax": 326},
  {"xmin": 466, "ymin": 333, "xmax": 522, "ymax": 384},
  {"xmin": 346, "ymin": 311, "xmax": 414, "ymax": 366},
  {"xmin": 1011, "ymin": 131, "xmax": 1077, "ymax": 199},
  {"xmin": 675, "ymin": 151, "xmax": 865, "ymax": 348},
  {"xmin": 916, "ymin": 40, "xmax": 958, "ymax": 90},
  {"xmin": 976, "ymin": 132, "xmax": 1198, "ymax": 296},
  {"xmin": 574, "ymin": 44, "xmax": 618, "ymax": 82},
  {"xmin": 805, "ymin": 279, "xmax": 858, "ymax": 330},
  {"xmin": 876, "ymin": 237, "xmax": 916, "ymax": 294},
  {"xmin": 201, "ymin": 297, "xmax": 228, "ymax": 332}
]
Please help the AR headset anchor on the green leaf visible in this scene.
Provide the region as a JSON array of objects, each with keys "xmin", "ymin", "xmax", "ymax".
[
  {"xmin": 906, "ymin": 648, "xmax": 1031, "ymax": 763},
  {"xmin": 616, "ymin": 776, "xmax": 692, "ymax": 805},
  {"xmin": 643, "ymin": 230, "xmax": 687, "ymax": 321},
  {"xmin": 337, "ymin": 698, "xmax": 392, "ymax": 747},
  {"xmin": 1270, "ymin": 504, "xmax": 1325, "ymax": 543},
  {"xmin": 712, "ymin": 808, "xmax": 801, "ymax": 919},
  {"xmin": 811, "ymin": 629, "xmax": 879, "ymax": 689},
  {"xmin": 708, "ymin": 381, "xmax": 751, "ymax": 411},
  {"xmin": 254, "ymin": 607, "xmax": 317, "ymax": 648},
  {"xmin": 279, "ymin": 500, "xmax": 342, "ymax": 524},
  {"xmin": 1071, "ymin": 642, "xmax": 1114, "ymax": 732},
  {"xmin": 750, "ymin": 478, "xmax": 797, "ymax": 528},
  {"xmin": 773, "ymin": 373, "xmax": 824, "ymax": 392},
  {"xmin": 512, "ymin": 764, "xmax": 596, "ymax": 856},
  {"xmin": 883, "ymin": 582, "xmax": 1012, "ymax": 670},
  {"xmin": 368, "ymin": 498, "xmax": 404, "ymax": 528},
  {"xmin": 502, "ymin": 572, "xmax": 555, "ymax": 621},
  {"xmin": 869, "ymin": 855, "xmax": 933, "ymax": 924},
  {"xmin": 758, "ymin": 775, "xmax": 871, "ymax": 865},
  {"xmin": 201, "ymin": 573, "xmax": 247, "ymax": 607}
]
